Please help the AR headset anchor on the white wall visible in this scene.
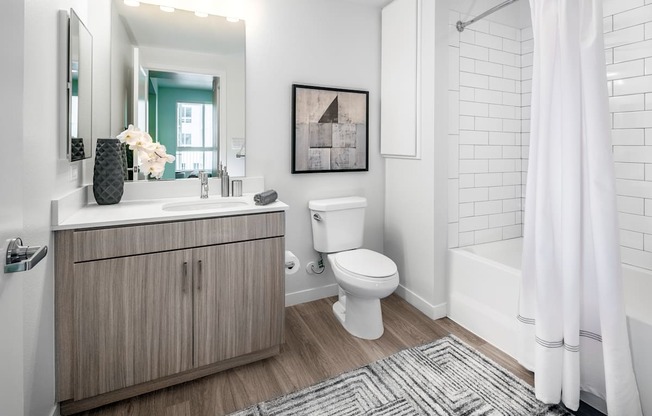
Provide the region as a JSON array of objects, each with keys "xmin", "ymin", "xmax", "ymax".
[
  {"xmin": 110, "ymin": 1, "xmax": 134, "ymax": 134},
  {"xmin": 20, "ymin": 1, "xmax": 111, "ymax": 415},
  {"xmin": 245, "ymin": 0, "xmax": 385, "ymax": 304},
  {"xmin": 0, "ymin": 1, "xmax": 25, "ymax": 414},
  {"xmin": 224, "ymin": 51, "xmax": 246, "ymax": 176},
  {"xmin": 89, "ymin": 0, "xmax": 112, "ymax": 140},
  {"xmin": 23, "ymin": 1, "xmax": 85, "ymax": 413},
  {"xmin": 384, "ymin": 0, "xmax": 449, "ymax": 319}
]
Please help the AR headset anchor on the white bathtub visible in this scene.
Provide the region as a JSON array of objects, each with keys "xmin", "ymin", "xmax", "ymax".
[{"xmin": 449, "ymin": 238, "xmax": 652, "ymax": 415}]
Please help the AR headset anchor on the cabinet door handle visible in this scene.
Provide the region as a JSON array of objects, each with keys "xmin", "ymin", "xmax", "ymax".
[
  {"xmin": 182, "ymin": 261, "xmax": 188, "ymax": 293},
  {"xmin": 197, "ymin": 260, "xmax": 203, "ymax": 291}
]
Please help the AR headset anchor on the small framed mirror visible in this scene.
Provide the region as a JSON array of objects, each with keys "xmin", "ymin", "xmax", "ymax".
[{"xmin": 64, "ymin": 9, "xmax": 93, "ymax": 162}]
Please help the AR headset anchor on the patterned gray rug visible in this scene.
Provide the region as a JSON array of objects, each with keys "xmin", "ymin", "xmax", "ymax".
[{"xmin": 230, "ymin": 336, "xmax": 571, "ymax": 416}]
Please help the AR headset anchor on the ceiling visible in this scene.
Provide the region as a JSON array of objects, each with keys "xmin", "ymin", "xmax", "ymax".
[
  {"xmin": 115, "ymin": 0, "xmax": 245, "ymax": 55},
  {"xmin": 343, "ymin": 0, "xmax": 394, "ymax": 7},
  {"xmin": 149, "ymin": 70, "xmax": 214, "ymax": 90}
]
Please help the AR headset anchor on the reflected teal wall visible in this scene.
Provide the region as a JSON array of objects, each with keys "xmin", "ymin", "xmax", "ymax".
[
  {"xmin": 148, "ymin": 92, "xmax": 157, "ymax": 142},
  {"xmin": 155, "ymin": 87, "xmax": 212, "ymax": 180}
]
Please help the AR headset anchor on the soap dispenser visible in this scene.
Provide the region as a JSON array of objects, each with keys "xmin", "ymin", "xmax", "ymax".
[{"xmin": 220, "ymin": 164, "xmax": 230, "ymax": 197}]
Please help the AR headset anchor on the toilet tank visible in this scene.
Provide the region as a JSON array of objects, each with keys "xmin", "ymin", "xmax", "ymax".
[{"xmin": 309, "ymin": 196, "xmax": 367, "ymax": 253}]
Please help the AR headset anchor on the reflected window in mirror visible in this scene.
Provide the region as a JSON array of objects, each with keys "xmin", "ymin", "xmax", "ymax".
[
  {"xmin": 176, "ymin": 102, "xmax": 217, "ymax": 178},
  {"xmin": 145, "ymin": 71, "xmax": 218, "ymax": 180}
]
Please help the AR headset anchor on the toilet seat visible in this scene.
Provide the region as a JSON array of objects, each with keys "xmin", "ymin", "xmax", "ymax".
[{"xmin": 333, "ymin": 249, "xmax": 397, "ymax": 279}]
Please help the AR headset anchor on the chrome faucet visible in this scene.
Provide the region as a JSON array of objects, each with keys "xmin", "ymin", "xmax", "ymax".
[{"xmin": 199, "ymin": 172, "xmax": 209, "ymax": 199}]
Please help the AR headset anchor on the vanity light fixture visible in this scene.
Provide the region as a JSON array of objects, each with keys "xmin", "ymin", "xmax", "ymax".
[
  {"xmin": 226, "ymin": 16, "xmax": 240, "ymax": 22},
  {"xmin": 195, "ymin": 11, "xmax": 209, "ymax": 17},
  {"xmin": 123, "ymin": 0, "xmax": 140, "ymax": 6},
  {"xmin": 160, "ymin": 5, "xmax": 175, "ymax": 12}
]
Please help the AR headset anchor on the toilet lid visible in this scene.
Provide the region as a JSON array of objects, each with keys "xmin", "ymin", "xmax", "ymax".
[{"xmin": 334, "ymin": 249, "xmax": 397, "ymax": 278}]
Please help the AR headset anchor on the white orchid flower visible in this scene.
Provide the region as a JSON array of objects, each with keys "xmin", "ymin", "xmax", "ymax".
[
  {"xmin": 116, "ymin": 124, "xmax": 140, "ymax": 144},
  {"xmin": 141, "ymin": 158, "xmax": 167, "ymax": 179},
  {"xmin": 132, "ymin": 133, "xmax": 153, "ymax": 149},
  {"xmin": 137, "ymin": 149, "xmax": 152, "ymax": 163},
  {"xmin": 152, "ymin": 142, "xmax": 166, "ymax": 153},
  {"xmin": 116, "ymin": 126, "xmax": 176, "ymax": 179},
  {"xmin": 132, "ymin": 137, "xmax": 156, "ymax": 162},
  {"xmin": 150, "ymin": 143, "xmax": 176, "ymax": 163},
  {"xmin": 117, "ymin": 125, "xmax": 148, "ymax": 147}
]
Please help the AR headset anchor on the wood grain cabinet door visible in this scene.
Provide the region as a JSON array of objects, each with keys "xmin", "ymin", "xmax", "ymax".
[
  {"xmin": 73, "ymin": 250, "xmax": 194, "ymax": 400},
  {"xmin": 193, "ymin": 237, "xmax": 284, "ymax": 367}
]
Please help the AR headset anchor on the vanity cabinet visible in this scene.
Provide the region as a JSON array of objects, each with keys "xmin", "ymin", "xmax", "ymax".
[
  {"xmin": 74, "ymin": 249, "xmax": 194, "ymax": 399},
  {"xmin": 194, "ymin": 239, "xmax": 284, "ymax": 367},
  {"xmin": 55, "ymin": 212, "xmax": 285, "ymax": 415}
]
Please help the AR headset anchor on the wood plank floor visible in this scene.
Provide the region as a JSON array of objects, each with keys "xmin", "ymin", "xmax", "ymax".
[{"xmin": 79, "ymin": 294, "xmax": 593, "ymax": 416}]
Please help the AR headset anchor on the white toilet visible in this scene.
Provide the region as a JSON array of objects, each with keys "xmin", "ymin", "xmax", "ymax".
[{"xmin": 309, "ymin": 196, "xmax": 399, "ymax": 340}]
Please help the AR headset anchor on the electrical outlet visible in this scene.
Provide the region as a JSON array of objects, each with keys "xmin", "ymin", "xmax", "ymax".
[{"xmin": 70, "ymin": 165, "xmax": 79, "ymax": 182}]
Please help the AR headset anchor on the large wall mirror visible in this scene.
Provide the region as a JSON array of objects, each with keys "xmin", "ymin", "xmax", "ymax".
[{"xmin": 111, "ymin": 0, "xmax": 245, "ymax": 179}]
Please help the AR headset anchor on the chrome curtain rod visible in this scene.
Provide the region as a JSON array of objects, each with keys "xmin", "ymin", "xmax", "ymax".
[{"xmin": 456, "ymin": 0, "xmax": 519, "ymax": 32}]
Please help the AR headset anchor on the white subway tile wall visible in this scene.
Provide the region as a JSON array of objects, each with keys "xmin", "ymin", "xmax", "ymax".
[
  {"xmin": 606, "ymin": 0, "xmax": 652, "ymax": 270},
  {"xmin": 448, "ymin": 9, "xmax": 527, "ymax": 247},
  {"xmin": 447, "ymin": 3, "xmax": 652, "ymax": 271}
]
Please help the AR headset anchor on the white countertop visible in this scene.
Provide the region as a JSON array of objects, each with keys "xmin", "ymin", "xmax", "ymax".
[{"xmin": 52, "ymin": 194, "xmax": 289, "ymax": 231}]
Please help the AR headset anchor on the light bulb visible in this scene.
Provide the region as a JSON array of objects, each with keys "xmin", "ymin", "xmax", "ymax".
[
  {"xmin": 195, "ymin": 11, "xmax": 209, "ymax": 17},
  {"xmin": 160, "ymin": 6, "xmax": 175, "ymax": 12},
  {"xmin": 226, "ymin": 17, "xmax": 240, "ymax": 23}
]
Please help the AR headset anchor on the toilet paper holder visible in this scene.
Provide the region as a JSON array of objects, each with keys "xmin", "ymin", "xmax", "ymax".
[{"xmin": 284, "ymin": 250, "xmax": 300, "ymax": 275}]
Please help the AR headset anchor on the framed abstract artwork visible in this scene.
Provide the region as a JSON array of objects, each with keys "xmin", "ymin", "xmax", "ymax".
[{"xmin": 292, "ymin": 84, "xmax": 369, "ymax": 173}]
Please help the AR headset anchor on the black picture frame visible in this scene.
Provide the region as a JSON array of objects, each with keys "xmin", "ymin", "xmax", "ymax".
[{"xmin": 292, "ymin": 84, "xmax": 369, "ymax": 173}]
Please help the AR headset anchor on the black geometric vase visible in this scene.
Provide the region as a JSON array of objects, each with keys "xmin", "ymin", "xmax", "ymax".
[
  {"xmin": 119, "ymin": 142, "xmax": 128, "ymax": 180},
  {"xmin": 93, "ymin": 138, "xmax": 124, "ymax": 205},
  {"xmin": 71, "ymin": 138, "xmax": 86, "ymax": 161}
]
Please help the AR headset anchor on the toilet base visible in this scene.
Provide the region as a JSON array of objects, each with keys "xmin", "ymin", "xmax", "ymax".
[
  {"xmin": 332, "ymin": 300, "xmax": 346, "ymax": 324},
  {"xmin": 332, "ymin": 295, "xmax": 384, "ymax": 340}
]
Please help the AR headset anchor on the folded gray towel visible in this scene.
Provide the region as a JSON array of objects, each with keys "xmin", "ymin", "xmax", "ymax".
[{"xmin": 254, "ymin": 189, "xmax": 278, "ymax": 205}]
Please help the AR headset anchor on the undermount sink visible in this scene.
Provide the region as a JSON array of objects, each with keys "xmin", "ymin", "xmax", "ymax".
[{"xmin": 162, "ymin": 200, "xmax": 249, "ymax": 212}]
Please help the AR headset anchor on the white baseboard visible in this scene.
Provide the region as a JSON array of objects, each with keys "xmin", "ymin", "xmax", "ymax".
[
  {"xmin": 285, "ymin": 284, "xmax": 339, "ymax": 307},
  {"xmin": 285, "ymin": 284, "xmax": 448, "ymax": 322},
  {"xmin": 395, "ymin": 284, "xmax": 447, "ymax": 320}
]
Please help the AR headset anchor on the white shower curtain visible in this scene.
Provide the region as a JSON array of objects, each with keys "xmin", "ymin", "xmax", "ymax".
[{"xmin": 517, "ymin": 0, "xmax": 642, "ymax": 414}]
